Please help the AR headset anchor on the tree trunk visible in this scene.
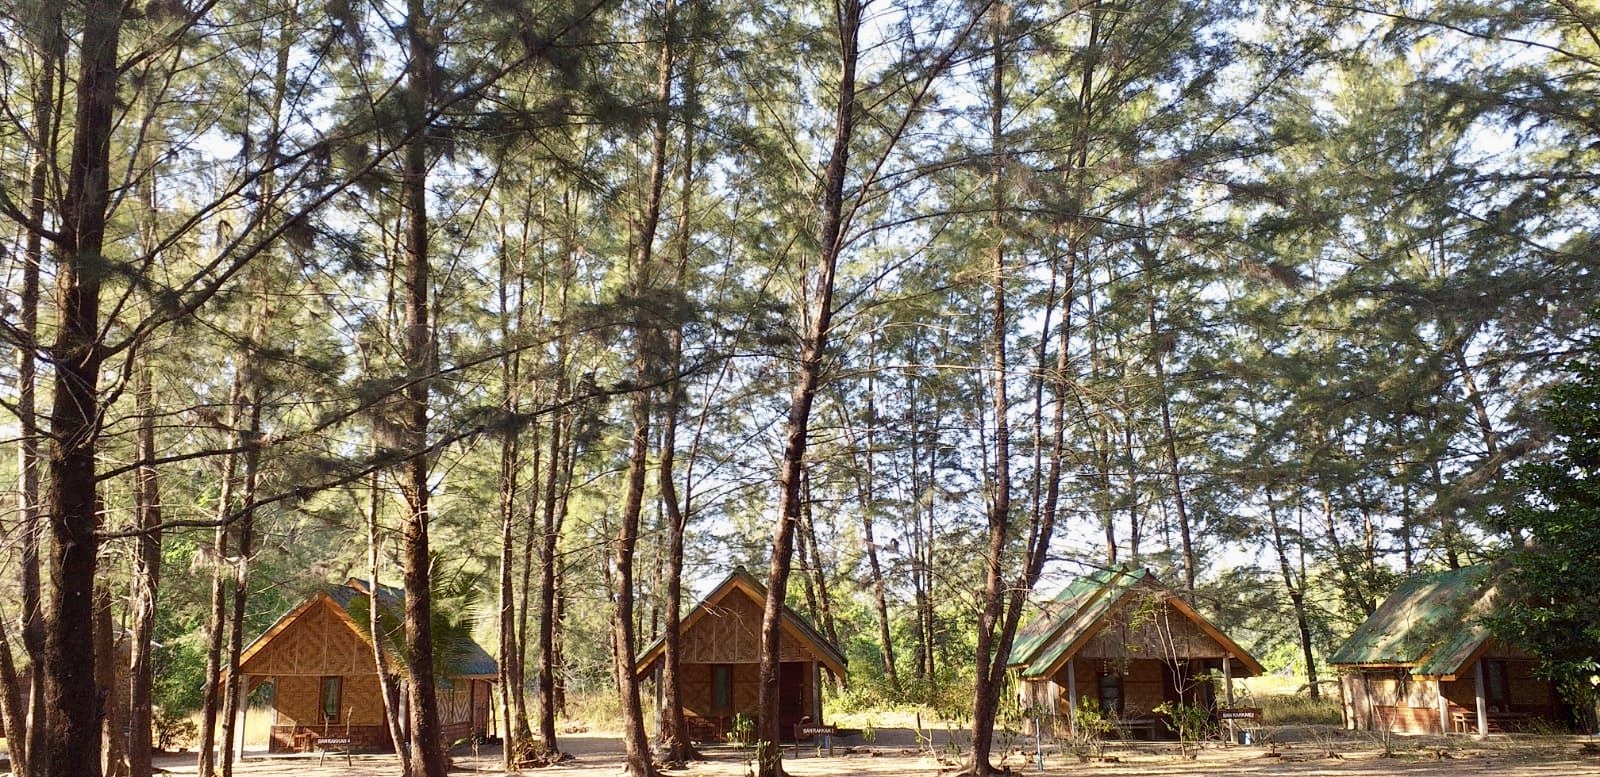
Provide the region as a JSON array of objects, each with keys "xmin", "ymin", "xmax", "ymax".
[
  {"xmin": 1149, "ymin": 301, "xmax": 1196, "ymax": 598},
  {"xmin": 610, "ymin": 12, "xmax": 678, "ymax": 770},
  {"xmin": 95, "ymin": 586, "xmax": 125, "ymax": 777},
  {"xmin": 837, "ymin": 370, "xmax": 899, "ymax": 691},
  {"xmin": 967, "ymin": 13, "xmax": 1013, "ymax": 770},
  {"xmin": 757, "ymin": 4, "xmax": 859, "ymax": 774},
  {"xmin": 368, "ymin": 470, "xmax": 410, "ymax": 775},
  {"xmin": 44, "ymin": 0, "xmax": 123, "ymax": 771},
  {"xmin": 18, "ymin": 8, "xmax": 62, "ymax": 776},
  {"xmin": 536, "ymin": 237, "xmax": 573, "ymax": 752},
  {"xmin": 197, "ymin": 377, "xmax": 242, "ymax": 777},
  {"xmin": 1265, "ymin": 482, "xmax": 1320, "ymax": 700},
  {"xmin": 610, "ymin": 387, "xmax": 658, "ymax": 777},
  {"xmin": 496, "ymin": 227, "xmax": 532, "ymax": 765},
  {"xmin": 399, "ymin": 0, "xmax": 448, "ymax": 765},
  {"xmin": 656, "ymin": 38, "xmax": 702, "ymax": 764},
  {"xmin": 127, "ymin": 369, "xmax": 163, "ymax": 777},
  {"xmin": 798, "ymin": 473, "xmax": 840, "ymax": 651},
  {"xmin": 0, "ymin": 611, "xmax": 26, "ymax": 777},
  {"xmin": 219, "ymin": 387, "xmax": 263, "ymax": 777}
]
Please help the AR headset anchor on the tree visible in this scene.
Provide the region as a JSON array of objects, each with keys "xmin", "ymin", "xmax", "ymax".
[{"xmin": 1491, "ymin": 334, "xmax": 1600, "ymax": 711}]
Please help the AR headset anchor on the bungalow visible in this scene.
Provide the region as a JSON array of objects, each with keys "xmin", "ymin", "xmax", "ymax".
[
  {"xmin": 1009, "ymin": 565, "xmax": 1263, "ymax": 740},
  {"xmin": 634, "ymin": 568, "xmax": 847, "ymax": 742},
  {"xmin": 1330, "ymin": 565, "xmax": 1572, "ymax": 735},
  {"xmin": 234, "ymin": 578, "xmax": 497, "ymax": 753}
]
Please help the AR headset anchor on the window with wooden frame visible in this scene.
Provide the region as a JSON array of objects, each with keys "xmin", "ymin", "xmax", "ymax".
[
  {"xmin": 711, "ymin": 665, "xmax": 733, "ymax": 713},
  {"xmin": 321, "ymin": 676, "xmax": 343, "ymax": 722},
  {"xmin": 1097, "ymin": 672, "xmax": 1123, "ymax": 717}
]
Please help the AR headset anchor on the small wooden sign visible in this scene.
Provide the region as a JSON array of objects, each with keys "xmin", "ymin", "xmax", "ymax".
[
  {"xmin": 796, "ymin": 725, "xmax": 837, "ymax": 737},
  {"xmin": 1218, "ymin": 708, "xmax": 1260, "ymax": 721}
]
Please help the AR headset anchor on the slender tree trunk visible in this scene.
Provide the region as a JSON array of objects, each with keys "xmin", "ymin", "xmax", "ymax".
[
  {"xmin": 611, "ymin": 12, "xmax": 678, "ymax": 770},
  {"xmin": 536, "ymin": 244, "xmax": 573, "ymax": 751},
  {"xmin": 0, "ymin": 611, "xmax": 26, "ymax": 777},
  {"xmin": 534, "ymin": 414, "xmax": 566, "ymax": 752},
  {"xmin": 44, "ymin": 0, "xmax": 123, "ymax": 770},
  {"xmin": 837, "ymin": 368, "xmax": 898, "ymax": 690},
  {"xmin": 656, "ymin": 41, "xmax": 701, "ymax": 764},
  {"xmin": 798, "ymin": 474, "xmax": 840, "ymax": 651},
  {"xmin": 611, "ymin": 386, "xmax": 658, "ymax": 777},
  {"xmin": 127, "ymin": 369, "xmax": 163, "ymax": 777},
  {"xmin": 967, "ymin": 14, "xmax": 1013, "ymax": 770},
  {"xmin": 95, "ymin": 586, "xmax": 125, "ymax": 777},
  {"xmin": 399, "ymin": 0, "xmax": 448, "ymax": 764},
  {"xmin": 1149, "ymin": 301, "xmax": 1196, "ymax": 597},
  {"xmin": 18, "ymin": 10, "xmax": 62, "ymax": 776},
  {"xmin": 368, "ymin": 470, "xmax": 410, "ymax": 775},
  {"xmin": 757, "ymin": 5, "xmax": 859, "ymax": 775},
  {"xmin": 1265, "ymin": 481, "xmax": 1320, "ymax": 700},
  {"xmin": 495, "ymin": 228, "xmax": 531, "ymax": 766},
  {"xmin": 197, "ymin": 377, "xmax": 242, "ymax": 777},
  {"xmin": 219, "ymin": 384, "xmax": 263, "ymax": 777}
]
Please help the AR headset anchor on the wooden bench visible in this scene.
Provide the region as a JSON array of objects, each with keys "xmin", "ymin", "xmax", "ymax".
[{"xmin": 1116, "ymin": 717, "xmax": 1161, "ymax": 740}]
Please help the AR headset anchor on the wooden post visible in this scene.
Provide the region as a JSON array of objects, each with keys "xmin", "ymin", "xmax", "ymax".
[
  {"xmin": 654, "ymin": 663, "xmax": 664, "ymax": 740},
  {"xmin": 1066, "ymin": 658, "xmax": 1078, "ymax": 738},
  {"xmin": 237, "ymin": 676, "xmax": 248, "ymax": 761},
  {"xmin": 813, "ymin": 662, "xmax": 823, "ymax": 723},
  {"xmin": 1223, "ymin": 656, "xmax": 1234, "ymax": 745},
  {"xmin": 1474, "ymin": 660, "xmax": 1488, "ymax": 736},
  {"xmin": 1437, "ymin": 680, "xmax": 1449, "ymax": 734}
]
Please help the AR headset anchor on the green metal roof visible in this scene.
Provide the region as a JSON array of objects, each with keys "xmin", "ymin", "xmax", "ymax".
[
  {"xmin": 1008, "ymin": 566, "xmax": 1149, "ymax": 679},
  {"xmin": 1328, "ymin": 565, "xmax": 1492, "ymax": 676}
]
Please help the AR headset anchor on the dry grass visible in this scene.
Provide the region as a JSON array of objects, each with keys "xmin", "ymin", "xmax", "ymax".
[{"xmin": 1259, "ymin": 694, "xmax": 1342, "ymax": 726}]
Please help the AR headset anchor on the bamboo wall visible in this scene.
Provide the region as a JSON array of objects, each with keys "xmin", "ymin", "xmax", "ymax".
[
  {"xmin": 680, "ymin": 592, "xmax": 823, "ymax": 664},
  {"xmin": 241, "ymin": 597, "xmax": 378, "ymax": 678}
]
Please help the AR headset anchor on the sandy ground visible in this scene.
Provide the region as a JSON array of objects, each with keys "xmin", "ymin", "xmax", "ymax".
[{"xmin": 143, "ymin": 728, "xmax": 1600, "ymax": 777}]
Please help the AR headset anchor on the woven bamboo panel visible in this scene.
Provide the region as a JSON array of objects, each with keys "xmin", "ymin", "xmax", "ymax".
[
  {"xmin": 243, "ymin": 598, "xmax": 380, "ymax": 676},
  {"xmin": 681, "ymin": 592, "xmax": 817, "ymax": 664},
  {"xmin": 731, "ymin": 663, "xmax": 760, "ymax": 713},
  {"xmin": 342, "ymin": 672, "xmax": 386, "ymax": 725},
  {"xmin": 681, "ymin": 665, "xmax": 712, "ymax": 716},
  {"xmin": 437, "ymin": 682, "xmax": 473, "ymax": 725},
  {"xmin": 275, "ymin": 675, "xmax": 321, "ymax": 726}
]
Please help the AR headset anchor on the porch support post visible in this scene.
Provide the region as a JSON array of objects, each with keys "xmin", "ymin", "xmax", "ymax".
[
  {"xmin": 237, "ymin": 675, "xmax": 249, "ymax": 760},
  {"xmin": 1223, "ymin": 655, "xmax": 1234, "ymax": 745},
  {"xmin": 812, "ymin": 662, "xmax": 822, "ymax": 723},
  {"xmin": 1474, "ymin": 660, "xmax": 1489, "ymax": 736},
  {"xmin": 1066, "ymin": 657, "xmax": 1078, "ymax": 738},
  {"xmin": 654, "ymin": 663, "xmax": 664, "ymax": 740},
  {"xmin": 1437, "ymin": 680, "xmax": 1449, "ymax": 735}
]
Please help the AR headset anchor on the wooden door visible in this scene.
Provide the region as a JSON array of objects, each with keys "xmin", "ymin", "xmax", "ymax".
[{"xmin": 778, "ymin": 662, "xmax": 807, "ymax": 734}]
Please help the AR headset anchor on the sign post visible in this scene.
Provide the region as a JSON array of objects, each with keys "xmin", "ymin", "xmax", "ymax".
[
  {"xmin": 793, "ymin": 724, "xmax": 837, "ymax": 756},
  {"xmin": 1218, "ymin": 708, "xmax": 1261, "ymax": 746}
]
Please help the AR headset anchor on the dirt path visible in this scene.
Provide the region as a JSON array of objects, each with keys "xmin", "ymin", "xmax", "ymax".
[{"xmin": 149, "ymin": 734, "xmax": 1600, "ymax": 777}]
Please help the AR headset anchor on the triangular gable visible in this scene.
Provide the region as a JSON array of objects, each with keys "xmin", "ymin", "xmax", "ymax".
[
  {"xmin": 635, "ymin": 568, "xmax": 847, "ymax": 679},
  {"xmin": 1010, "ymin": 567, "xmax": 1264, "ymax": 680},
  {"xmin": 237, "ymin": 593, "xmax": 379, "ymax": 677},
  {"xmin": 237, "ymin": 583, "xmax": 498, "ymax": 680}
]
